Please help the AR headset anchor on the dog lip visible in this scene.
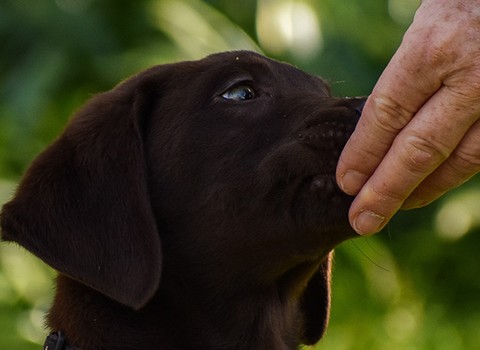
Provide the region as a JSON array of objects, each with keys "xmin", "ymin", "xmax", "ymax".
[{"xmin": 298, "ymin": 120, "xmax": 356, "ymax": 151}]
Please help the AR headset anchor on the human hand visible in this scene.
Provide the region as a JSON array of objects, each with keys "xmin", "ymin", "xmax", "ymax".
[{"xmin": 336, "ymin": 0, "xmax": 480, "ymax": 236}]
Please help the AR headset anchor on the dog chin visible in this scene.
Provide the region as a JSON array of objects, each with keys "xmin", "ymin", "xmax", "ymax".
[{"xmin": 291, "ymin": 173, "xmax": 356, "ymax": 246}]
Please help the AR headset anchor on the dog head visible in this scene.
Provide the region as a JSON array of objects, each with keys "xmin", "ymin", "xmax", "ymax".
[{"xmin": 0, "ymin": 51, "xmax": 364, "ymax": 345}]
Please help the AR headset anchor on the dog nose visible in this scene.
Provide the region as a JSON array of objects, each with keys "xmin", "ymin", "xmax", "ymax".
[{"xmin": 353, "ymin": 98, "xmax": 366, "ymax": 116}]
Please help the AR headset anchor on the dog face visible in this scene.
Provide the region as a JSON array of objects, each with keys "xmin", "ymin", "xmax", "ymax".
[
  {"xmin": 146, "ymin": 51, "xmax": 361, "ymax": 286},
  {"xmin": 1, "ymin": 51, "xmax": 363, "ymax": 347}
]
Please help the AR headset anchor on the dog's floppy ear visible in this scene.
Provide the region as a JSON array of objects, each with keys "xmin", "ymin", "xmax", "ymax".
[
  {"xmin": 301, "ymin": 253, "xmax": 332, "ymax": 345},
  {"xmin": 0, "ymin": 68, "xmax": 165, "ymax": 310}
]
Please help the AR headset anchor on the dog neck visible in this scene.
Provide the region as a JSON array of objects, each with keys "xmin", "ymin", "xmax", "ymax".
[
  {"xmin": 47, "ymin": 258, "xmax": 321, "ymax": 350},
  {"xmin": 159, "ymin": 281, "xmax": 305, "ymax": 350}
]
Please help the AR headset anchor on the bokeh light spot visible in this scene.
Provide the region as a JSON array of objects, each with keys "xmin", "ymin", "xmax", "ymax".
[{"xmin": 256, "ymin": 0, "xmax": 322, "ymax": 60}]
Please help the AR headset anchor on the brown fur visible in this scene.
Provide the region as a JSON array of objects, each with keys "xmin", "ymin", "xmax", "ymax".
[{"xmin": 1, "ymin": 51, "xmax": 364, "ymax": 349}]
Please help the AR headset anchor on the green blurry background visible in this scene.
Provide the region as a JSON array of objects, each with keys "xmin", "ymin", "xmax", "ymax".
[{"xmin": 1, "ymin": 0, "xmax": 480, "ymax": 349}]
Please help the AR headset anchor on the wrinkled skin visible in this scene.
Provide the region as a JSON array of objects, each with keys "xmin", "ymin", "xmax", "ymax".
[{"xmin": 338, "ymin": 0, "xmax": 480, "ymax": 235}]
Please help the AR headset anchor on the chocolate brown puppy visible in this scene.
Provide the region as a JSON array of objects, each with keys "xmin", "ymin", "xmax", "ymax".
[{"xmin": 1, "ymin": 51, "xmax": 364, "ymax": 350}]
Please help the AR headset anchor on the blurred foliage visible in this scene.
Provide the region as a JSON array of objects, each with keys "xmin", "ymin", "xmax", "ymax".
[{"xmin": 1, "ymin": 0, "xmax": 480, "ymax": 349}]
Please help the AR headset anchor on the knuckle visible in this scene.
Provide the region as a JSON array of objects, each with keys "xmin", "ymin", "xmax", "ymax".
[
  {"xmin": 411, "ymin": 26, "xmax": 457, "ymax": 69},
  {"xmin": 450, "ymin": 146, "xmax": 480, "ymax": 173},
  {"xmin": 398, "ymin": 134, "xmax": 450, "ymax": 173},
  {"xmin": 365, "ymin": 176, "xmax": 409, "ymax": 208},
  {"xmin": 446, "ymin": 67, "xmax": 480, "ymax": 106},
  {"xmin": 462, "ymin": 62, "xmax": 480, "ymax": 87},
  {"xmin": 370, "ymin": 180, "xmax": 406, "ymax": 204},
  {"xmin": 371, "ymin": 96, "xmax": 414, "ymax": 133},
  {"xmin": 423, "ymin": 41, "xmax": 454, "ymax": 68}
]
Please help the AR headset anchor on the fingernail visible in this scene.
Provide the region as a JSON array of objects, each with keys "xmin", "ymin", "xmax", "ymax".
[
  {"xmin": 402, "ymin": 197, "xmax": 429, "ymax": 210},
  {"xmin": 339, "ymin": 171, "xmax": 368, "ymax": 195},
  {"xmin": 353, "ymin": 210, "xmax": 386, "ymax": 236},
  {"xmin": 401, "ymin": 198, "xmax": 420, "ymax": 210}
]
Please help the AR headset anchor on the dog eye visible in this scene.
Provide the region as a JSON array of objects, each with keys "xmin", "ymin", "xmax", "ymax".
[{"xmin": 221, "ymin": 85, "xmax": 256, "ymax": 101}]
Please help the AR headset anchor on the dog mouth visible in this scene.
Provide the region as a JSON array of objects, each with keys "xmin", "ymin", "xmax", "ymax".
[
  {"xmin": 288, "ymin": 114, "xmax": 359, "ymax": 233},
  {"xmin": 257, "ymin": 120, "xmax": 356, "ymax": 199},
  {"xmin": 296, "ymin": 120, "xmax": 355, "ymax": 197},
  {"xmin": 256, "ymin": 103, "xmax": 360, "ymax": 221}
]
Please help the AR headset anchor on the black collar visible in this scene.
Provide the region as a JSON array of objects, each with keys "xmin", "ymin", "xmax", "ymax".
[{"xmin": 43, "ymin": 331, "xmax": 78, "ymax": 350}]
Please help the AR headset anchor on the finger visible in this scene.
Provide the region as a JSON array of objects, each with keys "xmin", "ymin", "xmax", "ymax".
[
  {"xmin": 402, "ymin": 118, "xmax": 480, "ymax": 209},
  {"xmin": 348, "ymin": 85, "xmax": 480, "ymax": 235},
  {"xmin": 337, "ymin": 28, "xmax": 443, "ymax": 195}
]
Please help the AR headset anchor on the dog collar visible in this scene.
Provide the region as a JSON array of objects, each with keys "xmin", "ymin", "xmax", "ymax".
[{"xmin": 43, "ymin": 331, "xmax": 78, "ymax": 350}]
